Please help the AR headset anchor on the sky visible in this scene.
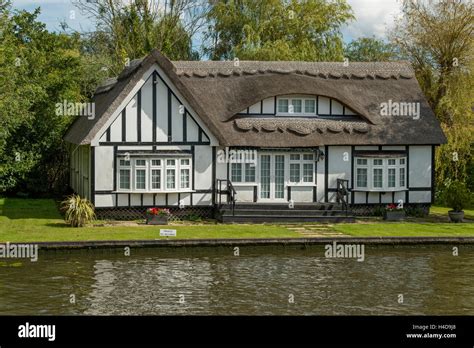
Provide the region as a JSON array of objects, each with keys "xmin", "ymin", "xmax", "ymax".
[{"xmin": 11, "ymin": 0, "xmax": 403, "ymax": 42}]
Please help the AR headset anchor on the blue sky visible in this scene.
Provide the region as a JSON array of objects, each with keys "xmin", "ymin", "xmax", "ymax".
[{"xmin": 11, "ymin": 0, "xmax": 402, "ymax": 42}]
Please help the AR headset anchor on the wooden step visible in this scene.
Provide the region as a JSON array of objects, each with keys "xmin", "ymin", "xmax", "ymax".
[
  {"xmin": 220, "ymin": 209, "xmax": 349, "ymax": 216},
  {"xmin": 220, "ymin": 215, "xmax": 355, "ymax": 223}
]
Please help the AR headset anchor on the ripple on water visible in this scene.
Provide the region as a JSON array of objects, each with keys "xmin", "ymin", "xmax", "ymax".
[{"xmin": 0, "ymin": 245, "xmax": 473, "ymax": 315}]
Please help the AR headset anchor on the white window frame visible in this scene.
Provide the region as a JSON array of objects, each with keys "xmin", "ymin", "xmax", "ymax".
[
  {"xmin": 116, "ymin": 156, "xmax": 192, "ymax": 192},
  {"xmin": 180, "ymin": 158, "xmax": 191, "ymax": 189},
  {"xmin": 288, "ymin": 153, "xmax": 315, "ymax": 185},
  {"xmin": 276, "ymin": 96, "xmax": 317, "ymax": 117},
  {"xmin": 118, "ymin": 159, "xmax": 131, "ymax": 190},
  {"xmin": 230, "ymin": 162, "xmax": 256, "ymax": 184},
  {"xmin": 354, "ymin": 157, "xmax": 407, "ymax": 191},
  {"xmin": 134, "ymin": 159, "xmax": 147, "ymax": 191}
]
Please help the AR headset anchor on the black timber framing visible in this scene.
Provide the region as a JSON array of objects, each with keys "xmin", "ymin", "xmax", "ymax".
[
  {"xmin": 90, "ymin": 146, "xmax": 95, "ymax": 205},
  {"xmin": 167, "ymin": 89, "xmax": 172, "ymax": 142},
  {"xmin": 152, "ymin": 72, "xmax": 157, "ymax": 142},
  {"xmin": 212, "ymin": 147, "xmax": 216, "ymax": 206},
  {"xmin": 431, "ymin": 145, "xmax": 435, "ymax": 204},
  {"xmin": 324, "ymin": 145, "xmax": 329, "ymax": 202},
  {"xmin": 406, "ymin": 145, "xmax": 410, "ymax": 204},
  {"xmin": 137, "ymin": 89, "xmax": 141, "ymax": 142},
  {"xmin": 191, "ymin": 145, "xmax": 195, "ymax": 190},
  {"xmin": 121, "ymin": 110, "xmax": 126, "ymax": 141},
  {"xmin": 351, "ymin": 145, "xmax": 354, "ymax": 205},
  {"xmin": 100, "ymin": 68, "xmax": 211, "ymax": 146}
]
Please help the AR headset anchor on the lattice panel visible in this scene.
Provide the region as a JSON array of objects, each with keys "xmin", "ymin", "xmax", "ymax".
[{"xmin": 95, "ymin": 206, "xmax": 215, "ymax": 221}]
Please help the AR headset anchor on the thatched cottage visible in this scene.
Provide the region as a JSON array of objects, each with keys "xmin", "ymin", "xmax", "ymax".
[{"xmin": 64, "ymin": 49, "xmax": 446, "ymax": 222}]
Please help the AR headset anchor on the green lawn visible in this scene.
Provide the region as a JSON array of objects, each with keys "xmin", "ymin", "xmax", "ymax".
[
  {"xmin": 1, "ymin": 198, "xmax": 473, "ymax": 242},
  {"xmin": 430, "ymin": 205, "xmax": 474, "ymax": 220},
  {"xmin": 334, "ymin": 222, "xmax": 474, "ymax": 237},
  {"xmin": 0, "ymin": 198, "xmax": 299, "ymax": 242}
]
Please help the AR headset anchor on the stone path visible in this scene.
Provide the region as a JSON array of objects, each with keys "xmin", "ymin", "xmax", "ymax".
[{"xmin": 283, "ymin": 224, "xmax": 349, "ymax": 238}]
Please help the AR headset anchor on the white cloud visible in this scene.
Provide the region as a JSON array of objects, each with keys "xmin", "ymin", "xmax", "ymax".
[{"xmin": 342, "ymin": 0, "xmax": 402, "ymax": 42}]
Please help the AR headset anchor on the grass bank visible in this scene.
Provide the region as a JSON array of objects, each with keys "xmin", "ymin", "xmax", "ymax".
[{"xmin": 1, "ymin": 198, "xmax": 473, "ymax": 242}]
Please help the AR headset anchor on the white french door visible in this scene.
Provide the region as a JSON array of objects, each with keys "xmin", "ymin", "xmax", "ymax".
[{"xmin": 258, "ymin": 154, "xmax": 286, "ymax": 201}]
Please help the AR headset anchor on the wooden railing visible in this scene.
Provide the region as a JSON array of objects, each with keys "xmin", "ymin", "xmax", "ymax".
[
  {"xmin": 216, "ymin": 179, "xmax": 237, "ymax": 216},
  {"xmin": 336, "ymin": 179, "xmax": 350, "ymax": 216}
]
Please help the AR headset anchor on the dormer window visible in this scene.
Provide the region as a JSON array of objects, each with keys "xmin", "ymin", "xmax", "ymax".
[
  {"xmin": 277, "ymin": 97, "xmax": 317, "ymax": 116},
  {"xmin": 238, "ymin": 94, "xmax": 360, "ymax": 118}
]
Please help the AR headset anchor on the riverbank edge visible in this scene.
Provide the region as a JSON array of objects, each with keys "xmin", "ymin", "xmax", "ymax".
[{"xmin": 4, "ymin": 237, "xmax": 474, "ymax": 250}]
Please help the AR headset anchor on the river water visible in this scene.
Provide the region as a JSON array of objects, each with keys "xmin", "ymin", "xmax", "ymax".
[{"xmin": 0, "ymin": 245, "xmax": 473, "ymax": 315}]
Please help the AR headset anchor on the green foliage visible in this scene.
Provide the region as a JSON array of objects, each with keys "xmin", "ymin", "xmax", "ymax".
[
  {"xmin": 405, "ymin": 206, "xmax": 427, "ymax": 218},
  {"xmin": 373, "ymin": 205, "xmax": 385, "ymax": 217},
  {"xmin": 185, "ymin": 214, "xmax": 202, "ymax": 222},
  {"xmin": 391, "ymin": 0, "xmax": 473, "ymax": 114},
  {"xmin": 204, "ymin": 0, "xmax": 354, "ymax": 61},
  {"xmin": 0, "ymin": 5, "xmax": 106, "ymax": 195},
  {"xmin": 344, "ymin": 37, "xmax": 397, "ymax": 62},
  {"xmin": 391, "ymin": 0, "xmax": 474, "ymax": 193},
  {"xmin": 444, "ymin": 181, "xmax": 471, "ymax": 212},
  {"xmin": 74, "ymin": 0, "xmax": 201, "ymax": 75},
  {"xmin": 61, "ymin": 195, "xmax": 95, "ymax": 227}
]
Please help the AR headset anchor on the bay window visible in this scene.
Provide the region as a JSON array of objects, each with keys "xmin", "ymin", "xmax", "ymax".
[
  {"xmin": 116, "ymin": 156, "xmax": 192, "ymax": 192},
  {"xmin": 355, "ymin": 157, "xmax": 407, "ymax": 191}
]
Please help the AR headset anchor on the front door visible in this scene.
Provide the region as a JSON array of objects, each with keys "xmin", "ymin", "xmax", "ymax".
[{"xmin": 259, "ymin": 154, "xmax": 286, "ymax": 201}]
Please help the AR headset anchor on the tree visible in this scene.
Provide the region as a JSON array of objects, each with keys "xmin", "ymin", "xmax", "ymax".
[
  {"xmin": 391, "ymin": 0, "xmax": 474, "ymax": 195},
  {"xmin": 391, "ymin": 0, "xmax": 473, "ymax": 123},
  {"xmin": 0, "ymin": 5, "xmax": 103, "ymax": 194},
  {"xmin": 74, "ymin": 0, "xmax": 207, "ymax": 74},
  {"xmin": 344, "ymin": 37, "xmax": 396, "ymax": 62},
  {"xmin": 204, "ymin": 0, "xmax": 354, "ymax": 61}
]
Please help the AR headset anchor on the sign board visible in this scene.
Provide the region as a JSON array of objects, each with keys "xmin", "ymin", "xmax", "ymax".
[{"xmin": 160, "ymin": 229, "xmax": 177, "ymax": 237}]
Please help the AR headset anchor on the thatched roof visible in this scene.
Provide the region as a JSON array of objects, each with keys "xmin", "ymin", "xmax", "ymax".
[{"xmin": 64, "ymin": 49, "xmax": 446, "ymax": 146}]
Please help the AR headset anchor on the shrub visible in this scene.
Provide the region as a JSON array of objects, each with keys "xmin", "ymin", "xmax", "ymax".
[
  {"xmin": 444, "ymin": 181, "xmax": 471, "ymax": 212},
  {"xmin": 405, "ymin": 205, "xmax": 427, "ymax": 217},
  {"xmin": 61, "ymin": 194, "xmax": 95, "ymax": 227},
  {"xmin": 186, "ymin": 214, "xmax": 202, "ymax": 222},
  {"xmin": 373, "ymin": 205, "xmax": 385, "ymax": 216}
]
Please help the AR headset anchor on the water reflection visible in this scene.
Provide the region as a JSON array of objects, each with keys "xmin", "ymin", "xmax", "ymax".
[{"xmin": 0, "ymin": 245, "xmax": 473, "ymax": 315}]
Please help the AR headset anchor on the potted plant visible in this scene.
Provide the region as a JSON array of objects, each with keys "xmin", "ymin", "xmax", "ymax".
[
  {"xmin": 145, "ymin": 207, "xmax": 170, "ymax": 225},
  {"xmin": 383, "ymin": 203, "xmax": 406, "ymax": 221},
  {"xmin": 445, "ymin": 181, "xmax": 470, "ymax": 223}
]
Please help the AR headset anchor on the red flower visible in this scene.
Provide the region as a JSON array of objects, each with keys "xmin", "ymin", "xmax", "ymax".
[
  {"xmin": 146, "ymin": 207, "xmax": 170, "ymax": 216},
  {"xmin": 386, "ymin": 203, "xmax": 401, "ymax": 211},
  {"xmin": 146, "ymin": 207, "xmax": 159, "ymax": 215}
]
